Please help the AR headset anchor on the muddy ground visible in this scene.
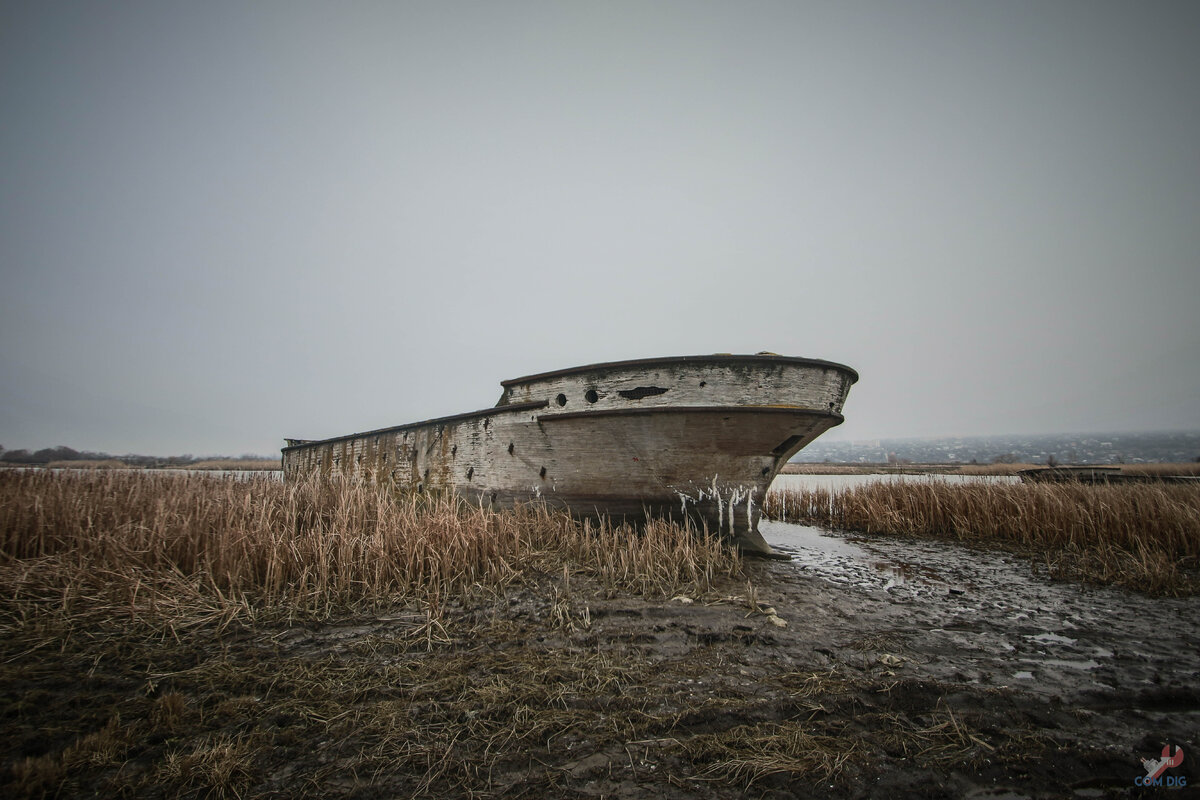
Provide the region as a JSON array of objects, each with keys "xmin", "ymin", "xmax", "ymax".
[{"xmin": 3, "ymin": 522, "xmax": 1198, "ymax": 798}]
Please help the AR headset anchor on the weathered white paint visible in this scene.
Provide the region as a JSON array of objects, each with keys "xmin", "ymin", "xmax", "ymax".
[
  {"xmin": 283, "ymin": 354, "xmax": 856, "ymax": 554},
  {"xmin": 498, "ymin": 356, "xmax": 854, "ymax": 417}
]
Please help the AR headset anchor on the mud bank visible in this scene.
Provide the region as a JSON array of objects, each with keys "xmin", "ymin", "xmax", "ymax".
[
  {"xmin": 749, "ymin": 521, "xmax": 1199, "ymax": 795},
  {"xmin": 4, "ymin": 522, "xmax": 1197, "ymax": 799}
]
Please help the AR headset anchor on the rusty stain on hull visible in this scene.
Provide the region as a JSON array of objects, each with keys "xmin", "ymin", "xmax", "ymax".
[{"xmin": 282, "ymin": 354, "xmax": 857, "ymax": 556}]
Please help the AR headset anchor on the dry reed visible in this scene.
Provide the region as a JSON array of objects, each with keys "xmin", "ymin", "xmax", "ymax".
[
  {"xmin": 763, "ymin": 481, "xmax": 1200, "ymax": 594},
  {"xmin": 781, "ymin": 463, "xmax": 890, "ymax": 475},
  {"xmin": 0, "ymin": 470, "xmax": 739, "ymax": 629},
  {"xmin": 958, "ymin": 462, "xmax": 1200, "ymax": 477},
  {"xmin": 44, "ymin": 459, "xmax": 131, "ymax": 470},
  {"xmin": 1119, "ymin": 462, "xmax": 1200, "ymax": 477}
]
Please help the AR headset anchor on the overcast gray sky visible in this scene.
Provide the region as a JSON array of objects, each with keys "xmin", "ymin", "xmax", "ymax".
[{"xmin": 2, "ymin": 1, "xmax": 1197, "ymax": 456}]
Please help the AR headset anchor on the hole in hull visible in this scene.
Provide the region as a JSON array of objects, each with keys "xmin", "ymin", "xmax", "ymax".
[
  {"xmin": 618, "ymin": 386, "xmax": 668, "ymax": 400},
  {"xmin": 772, "ymin": 435, "xmax": 805, "ymax": 455}
]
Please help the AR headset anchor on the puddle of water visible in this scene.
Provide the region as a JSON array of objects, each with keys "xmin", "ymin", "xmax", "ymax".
[
  {"xmin": 759, "ymin": 519, "xmax": 948, "ymax": 591},
  {"xmin": 873, "ymin": 562, "xmax": 908, "ymax": 588},
  {"xmin": 759, "ymin": 520, "xmax": 916, "ymax": 590},
  {"xmin": 759, "ymin": 519, "xmax": 870, "ymax": 560}
]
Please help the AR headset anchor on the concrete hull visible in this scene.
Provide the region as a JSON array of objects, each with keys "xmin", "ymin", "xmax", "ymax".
[{"xmin": 283, "ymin": 354, "xmax": 857, "ymax": 555}]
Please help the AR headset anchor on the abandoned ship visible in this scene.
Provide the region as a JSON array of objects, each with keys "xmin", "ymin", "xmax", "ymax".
[{"xmin": 282, "ymin": 353, "xmax": 857, "ymax": 555}]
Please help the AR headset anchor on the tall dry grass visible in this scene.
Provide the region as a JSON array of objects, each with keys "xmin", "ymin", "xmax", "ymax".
[
  {"xmin": 764, "ymin": 481, "xmax": 1200, "ymax": 595},
  {"xmin": 964, "ymin": 462, "xmax": 1200, "ymax": 477},
  {"xmin": 1119, "ymin": 462, "xmax": 1200, "ymax": 477},
  {"xmin": 781, "ymin": 463, "xmax": 890, "ymax": 475},
  {"xmin": 0, "ymin": 470, "xmax": 739, "ymax": 629}
]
